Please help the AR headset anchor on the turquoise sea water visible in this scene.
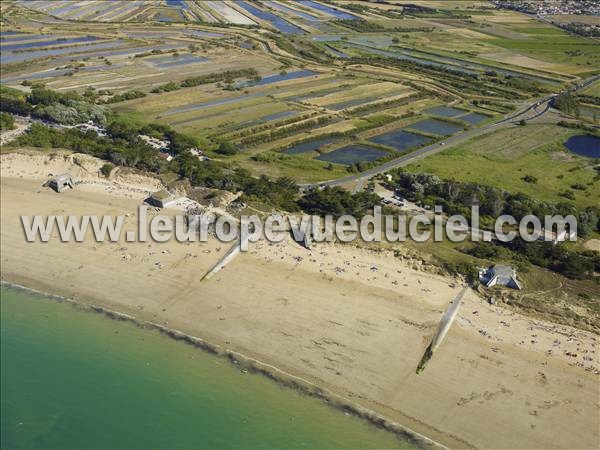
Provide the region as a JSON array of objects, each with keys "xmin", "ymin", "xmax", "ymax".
[{"xmin": 0, "ymin": 285, "xmax": 412, "ymax": 450}]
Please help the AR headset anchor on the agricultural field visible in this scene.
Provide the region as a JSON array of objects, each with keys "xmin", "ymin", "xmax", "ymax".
[{"xmin": 1, "ymin": 0, "xmax": 598, "ymax": 184}]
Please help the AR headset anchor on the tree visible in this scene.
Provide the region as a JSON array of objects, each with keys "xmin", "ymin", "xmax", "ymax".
[
  {"xmin": 298, "ymin": 186, "xmax": 378, "ymax": 217},
  {"xmin": 106, "ymin": 120, "xmax": 139, "ymax": 141},
  {"xmin": 0, "ymin": 112, "xmax": 15, "ymax": 131},
  {"xmin": 100, "ymin": 163, "xmax": 114, "ymax": 177},
  {"xmin": 27, "ymin": 87, "xmax": 63, "ymax": 106},
  {"xmin": 215, "ymin": 141, "xmax": 238, "ymax": 155},
  {"xmin": 0, "ymin": 96, "xmax": 32, "ymax": 115},
  {"xmin": 554, "ymin": 92, "xmax": 579, "ymax": 116},
  {"xmin": 166, "ymin": 130, "xmax": 198, "ymax": 154},
  {"xmin": 555, "ymin": 253, "xmax": 595, "ymax": 279},
  {"xmin": 578, "ymin": 208, "xmax": 599, "ymax": 237}
]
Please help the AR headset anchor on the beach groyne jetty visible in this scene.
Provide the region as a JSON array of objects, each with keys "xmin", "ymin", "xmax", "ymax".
[
  {"xmin": 417, "ymin": 287, "xmax": 468, "ymax": 374},
  {"xmin": 201, "ymin": 238, "xmax": 245, "ymax": 281}
]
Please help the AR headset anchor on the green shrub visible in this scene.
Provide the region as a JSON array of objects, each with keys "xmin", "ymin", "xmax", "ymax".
[{"xmin": 100, "ymin": 163, "xmax": 114, "ymax": 177}]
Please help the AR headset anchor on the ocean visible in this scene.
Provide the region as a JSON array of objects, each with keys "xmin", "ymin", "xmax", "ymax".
[{"xmin": 0, "ymin": 284, "xmax": 413, "ymax": 449}]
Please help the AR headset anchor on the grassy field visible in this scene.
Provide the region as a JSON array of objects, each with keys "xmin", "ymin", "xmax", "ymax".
[
  {"xmin": 404, "ymin": 124, "xmax": 600, "ymax": 209},
  {"xmin": 548, "ymin": 14, "xmax": 600, "ymax": 26},
  {"xmin": 485, "ymin": 35, "xmax": 600, "ymax": 72},
  {"xmin": 238, "ymin": 152, "xmax": 350, "ymax": 182},
  {"xmin": 373, "ymin": 7, "xmax": 600, "ymax": 76},
  {"xmin": 303, "ymin": 81, "xmax": 411, "ymax": 107},
  {"xmin": 581, "ymin": 80, "xmax": 600, "ymax": 97}
]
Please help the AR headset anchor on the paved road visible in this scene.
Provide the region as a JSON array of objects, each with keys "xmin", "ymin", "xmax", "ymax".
[{"xmin": 309, "ymin": 74, "xmax": 600, "ymax": 189}]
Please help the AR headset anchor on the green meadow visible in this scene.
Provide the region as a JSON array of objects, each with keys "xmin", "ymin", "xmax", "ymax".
[{"xmin": 405, "ymin": 125, "xmax": 600, "ymax": 209}]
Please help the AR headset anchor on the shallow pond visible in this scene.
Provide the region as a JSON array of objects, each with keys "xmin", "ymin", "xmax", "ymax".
[
  {"xmin": 148, "ymin": 54, "xmax": 209, "ymax": 68},
  {"xmin": 1, "ymin": 63, "xmax": 126, "ymax": 84},
  {"xmin": 316, "ymin": 145, "xmax": 388, "ymax": 165},
  {"xmin": 283, "ymin": 137, "xmax": 340, "ymax": 155},
  {"xmin": 368, "ymin": 130, "xmax": 433, "ymax": 152},
  {"xmin": 296, "ymin": 0, "xmax": 357, "ymax": 20},
  {"xmin": 166, "ymin": 0, "xmax": 189, "ymax": 9},
  {"xmin": 263, "ymin": 1, "xmax": 319, "ymax": 21},
  {"xmin": 349, "ymin": 36, "xmax": 395, "ymax": 48},
  {"xmin": 261, "ymin": 110, "xmax": 298, "ymax": 122},
  {"xmin": 0, "ymin": 31, "xmax": 23, "ymax": 37},
  {"xmin": 291, "ymin": 85, "xmax": 347, "ymax": 102},
  {"xmin": 1, "ymin": 36, "xmax": 100, "ymax": 52},
  {"xmin": 564, "ymin": 135, "xmax": 600, "ymax": 158},
  {"xmin": 156, "ymin": 14, "xmax": 178, "ymax": 23},
  {"xmin": 459, "ymin": 112, "xmax": 489, "ymax": 125},
  {"xmin": 425, "ymin": 106, "xmax": 466, "ymax": 118},
  {"xmin": 0, "ymin": 33, "xmax": 53, "ymax": 43},
  {"xmin": 53, "ymin": 44, "xmax": 181, "ymax": 63},
  {"xmin": 406, "ymin": 119, "xmax": 463, "ymax": 136},
  {"xmin": 237, "ymin": 69, "xmax": 315, "ymax": 88},
  {"xmin": 1, "ymin": 40, "xmax": 127, "ymax": 64},
  {"xmin": 237, "ymin": 1, "xmax": 304, "ymax": 34}
]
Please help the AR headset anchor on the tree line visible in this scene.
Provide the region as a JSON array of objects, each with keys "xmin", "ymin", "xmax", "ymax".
[
  {"xmin": 1, "ymin": 85, "xmax": 110, "ymax": 126},
  {"xmin": 388, "ymin": 170, "xmax": 600, "ymax": 280}
]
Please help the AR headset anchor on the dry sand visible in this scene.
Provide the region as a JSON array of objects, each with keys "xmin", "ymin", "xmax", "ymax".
[{"xmin": 1, "ymin": 153, "xmax": 599, "ymax": 449}]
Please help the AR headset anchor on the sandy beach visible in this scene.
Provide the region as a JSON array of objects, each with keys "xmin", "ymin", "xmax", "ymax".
[{"xmin": 1, "ymin": 152, "xmax": 599, "ymax": 449}]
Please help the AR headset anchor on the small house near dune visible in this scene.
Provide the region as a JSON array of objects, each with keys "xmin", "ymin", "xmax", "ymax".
[
  {"xmin": 147, "ymin": 190, "xmax": 179, "ymax": 209},
  {"xmin": 46, "ymin": 173, "xmax": 74, "ymax": 193},
  {"xmin": 479, "ymin": 265, "xmax": 522, "ymax": 290}
]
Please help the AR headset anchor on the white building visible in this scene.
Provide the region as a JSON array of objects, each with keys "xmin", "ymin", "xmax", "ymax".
[{"xmin": 479, "ymin": 265, "xmax": 522, "ymax": 290}]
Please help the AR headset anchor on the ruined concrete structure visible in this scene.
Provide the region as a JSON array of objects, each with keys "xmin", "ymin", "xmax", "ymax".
[{"xmin": 47, "ymin": 173, "xmax": 74, "ymax": 193}]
